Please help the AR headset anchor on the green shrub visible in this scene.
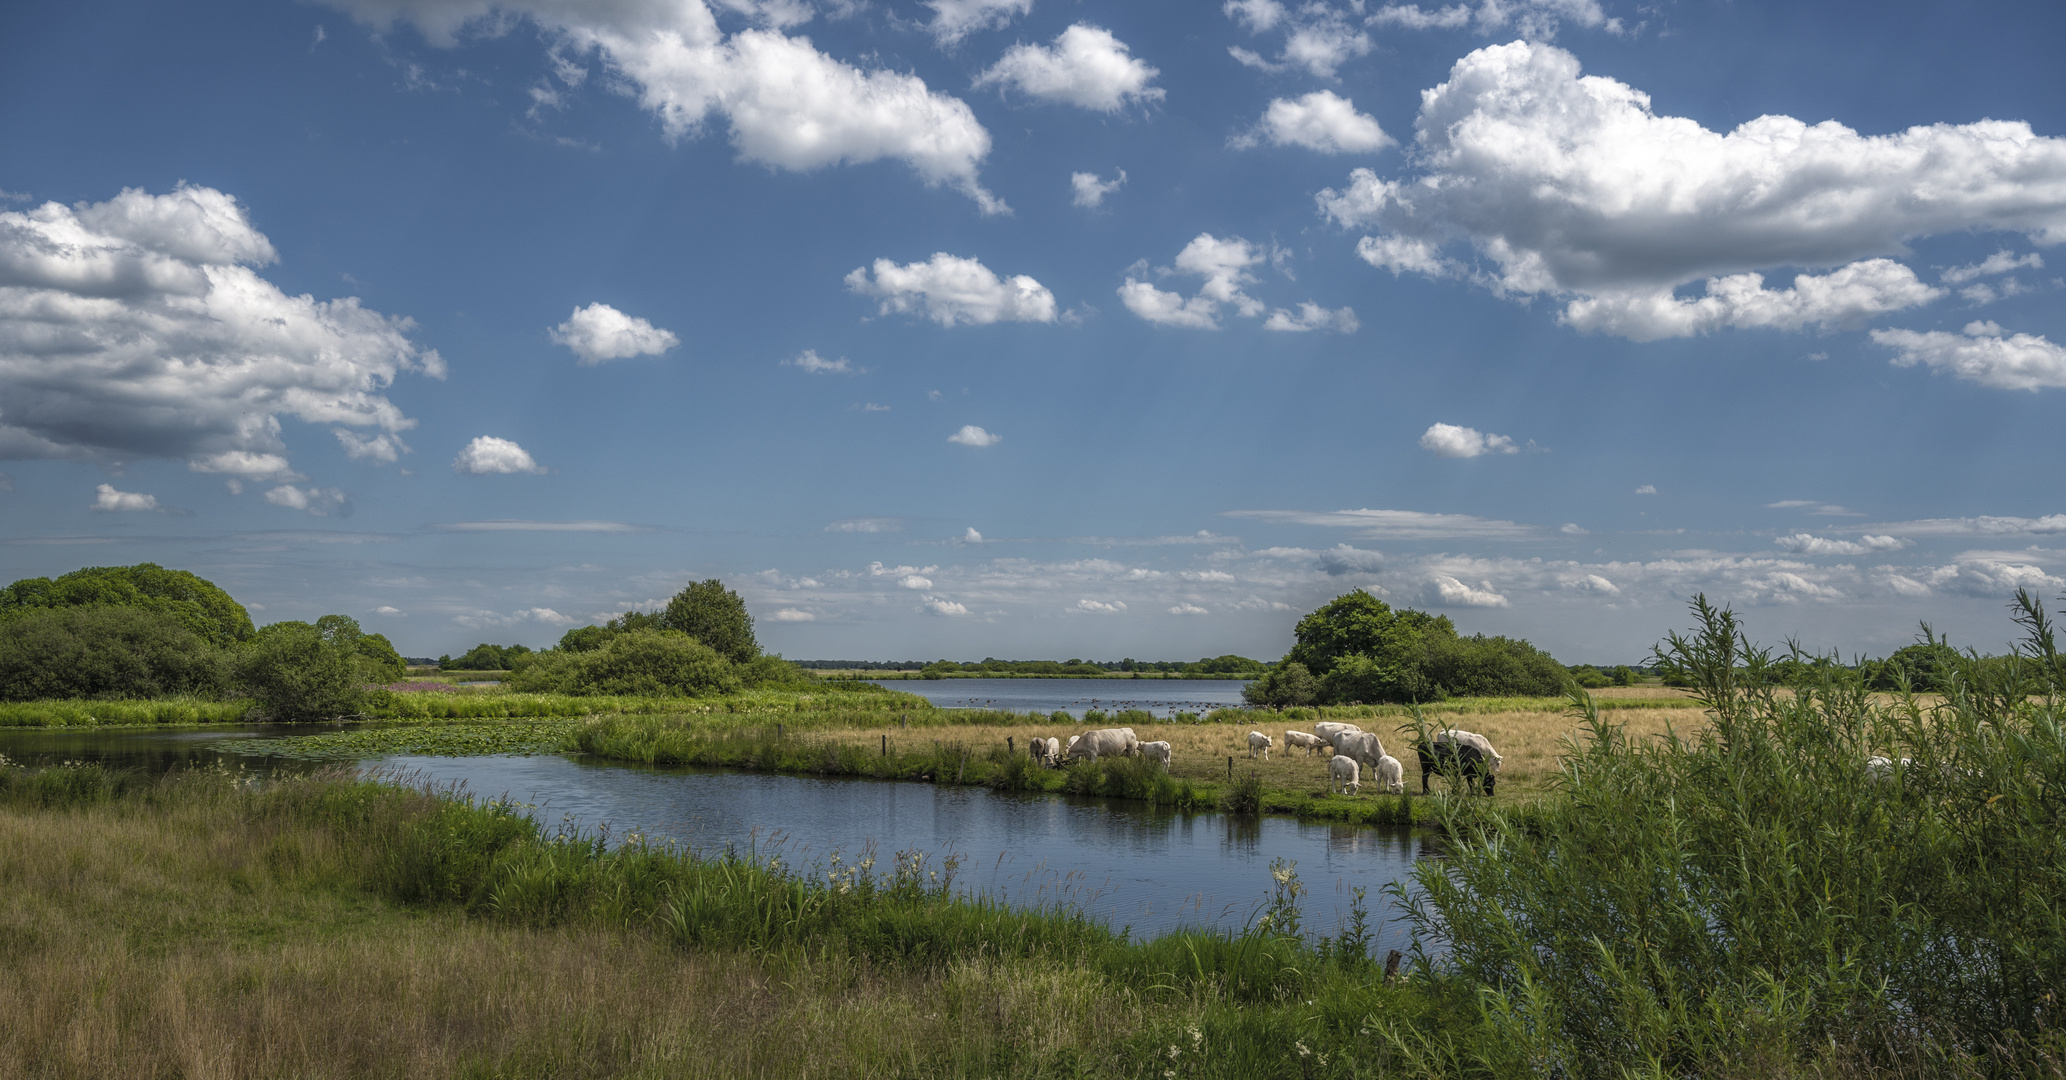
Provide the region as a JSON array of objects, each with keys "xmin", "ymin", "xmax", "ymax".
[
  {"xmin": 0, "ymin": 607, "xmax": 231, "ymax": 701},
  {"xmin": 659, "ymin": 579, "xmax": 758, "ymax": 664},
  {"xmin": 234, "ymin": 621, "xmax": 366, "ymax": 721},
  {"xmin": 1242, "ymin": 662, "xmax": 1318, "ymax": 707},
  {"xmin": 0, "ymin": 562, "xmax": 255, "ymax": 647},
  {"xmin": 1221, "ymin": 769, "xmax": 1263, "ymax": 814},
  {"xmin": 509, "ymin": 630, "xmax": 741, "ymax": 697}
]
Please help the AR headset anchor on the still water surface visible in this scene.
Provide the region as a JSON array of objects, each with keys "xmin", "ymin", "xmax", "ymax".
[
  {"xmin": 871, "ymin": 677, "xmax": 1251, "ymax": 718},
  {"xmin": 0, "ymin": 723, "xmax": 1426, "ymax": 951}
]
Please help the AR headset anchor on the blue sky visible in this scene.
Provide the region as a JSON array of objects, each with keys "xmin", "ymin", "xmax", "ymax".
[{"xmin": 3, "ymin": 0, "xmax": 2064, "ymax": 663}]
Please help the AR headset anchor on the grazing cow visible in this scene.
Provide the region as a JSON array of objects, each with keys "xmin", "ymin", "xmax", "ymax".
[
  {"xmin": 1374, "ymin": 754, "xmax": 1405, "ymax": 795},
  {"xmin": 1433, "ymin": 730, "xmax": 1503, "ymax": 774},
  {"xmin": 1283, "ymin": 731, "xmax": 1325, "ymax": 756},
  {"xmin": 1329, "ymin": 754, "xmax": 1361, "ymax": 795},
  {"xmin": 1313, "ymin": 722, "xmax": 1363, "ymax": 747},
  {"xmin": 1140, "ymin": 741, "xmax": 1172, "ymax": 770},
  {"xmin": 1046, "ymin": 737, "xmax": 1062, "ymax": 764},
  {"xmin": 1068, "ymin": 728, "xmax": 1136, "ymax": 763},
  {"xmin": 1247, "ymin": 731, "xmax": 1273, "ymax": 760},
  {"xmin": 1332, "ymin": 730, "xmax": 1387, "ymax": 771},
  {"xmin": 1417, "ymin": 739, "xmax": 1496, "ymax": 796}
]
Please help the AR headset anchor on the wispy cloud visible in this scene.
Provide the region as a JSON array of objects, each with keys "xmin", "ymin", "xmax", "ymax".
[
  {"xmin": 436, "ymin": 520, "xmax": 652, "ymax": 533},
  {"xmin": 1223, "ymin": 508, "xmax": 1536, "ymax": 539}
]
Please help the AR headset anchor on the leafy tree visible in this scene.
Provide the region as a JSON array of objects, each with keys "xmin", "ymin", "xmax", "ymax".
[
  {"xmin": 1865, "ymin": 631, "xmax": 1965, "ymax": 692},
  {"xmin": 1319, "ymin": 652, "xmax": 1435, "ymax": 704},
  {"xmin": 1610, "ymin": 665, "xmax": 1639, "ymax": 687},
  {"xmin": 509, "ymin": 630, "xmax": 742, "ymax": 696},
  {"xmin": 660, "ymin": 579, "xmax": 758, "ymax": 664},
  {"xmin": 234, "ymin": 621, "xmax": 365, "ymax": 720},
  {"xmin": 0, "ymin": 563, "xmax": 255, "ymax": 647},
  {"xmin": 1423, "ymin": 634, "xmax": 1568, "ymax": 697},
  {"xmin": 556, "ymin": 625, "xmax": 617, "ymax": 653},
  {"xmin": 446, "ymin": 642, "xmax": 532, "ymax": 670},
  {"xmin": 1191, "ymin": 654, "xmax": 1266, "ymax": 674},
  {"xmin": 1285, "ymin": 590, "xmax": 1453, "ymax": 678},
  {"xmin": 0, "ymin": 606, "xmax": 231, "ymax": 701},
  {"xmin": 1241, "ymin": 661, "xmax": 1319, "ymax": 707},
  {"xmin": 1568, "ymin": 664, "xmax": 1613, "ymax": 689}
]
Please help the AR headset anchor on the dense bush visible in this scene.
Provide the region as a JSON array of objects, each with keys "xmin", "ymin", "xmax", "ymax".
[
  {"xmin": 660, "ymin": 579, "xmax": 758, "ymax": 664},
  {"xmin": 1265, "ymin": 590, "xmax": 1570, "ymax": 704},
  {"xmin": 234, "ymin": 620, "xmax": 367, "ymax": 721},
  {"xmin": 0, "ymin": 562, "xmax": 255, "ymax": 646},
  {"xmin": 1383, "ymin": 593, "xmax": 2066, "ymax": 1077},
  {"xmin": 444, "ymin": 642, "xmax": 533, "ymax": 671},
  {"xmin": 508, "ymin": 630, "xmax": 744, "ymax": 697},
  {"xmin": 1242, "ymin": 661, "xmax": 1319, "ymax": 707},
  {"xmin": 0, "ymin": 606, "xmax": 231, "ymax": 701}
]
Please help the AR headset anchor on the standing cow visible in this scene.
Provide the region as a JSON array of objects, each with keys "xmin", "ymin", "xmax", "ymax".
[
  {"xmin": 1416, "ymin": 729, "xmax": 1500, "ymax": 795},
  {"xmin": 1247, "ymin": 731, "xmax": 1274, "ymax": 760}
]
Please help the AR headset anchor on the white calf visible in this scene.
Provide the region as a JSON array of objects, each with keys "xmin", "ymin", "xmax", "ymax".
[
  {"xmin": 1140, "ymin": 741, "xmax": 1172, "ymax": 770},
  {"xmin": 1283, "ymin": 731, "xmax": 1325, "ymax": 756},
  {"xmin": 1247, "ymin": 731, "xmax": 1273, "ymax": 760},
  {"xmin": 1329, "ymin": 754, "xmax": 1361, "ymax": 795},
  {"xmin": 1374, "ymin": 754, "xmax": 1405, "ymax": 795}
]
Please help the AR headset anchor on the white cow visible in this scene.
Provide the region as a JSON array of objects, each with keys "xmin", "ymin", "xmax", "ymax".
[
  {"xmin": 1313, "ymin": 722, "xmax": 1363, "ymax": 747},
  {"xmin": 1068, "ymin": 728, "xmax": 1137, "ymax": 762},
  {"xmin": 1374, "ymin": 754, "xmax": 1405, "ymax": 795},
  {"xmin": 1046, "ymin": 737, "xmax": 1062, "ymax": 763},
  {"xmin": 1329, "ymin": 754, "xmax": 1361, "ymax": 795},
  {"xmin": 1332, "ymin": 730, "xmax": 1388, "ymax": 770},
  {"xmin": 1140, "ymin": 741, "xmax": 1172, "ymax": 770},
  {"xmin": 1064, "ymin": 734, "xmax": 1080, "ymax": 759},
  {"xmin": 1432, "ymin": 730, "xmax": 1502, "ymax": 773},
  {"xmin": 1027, "ymin": 737, "xmax": 1048, "ymax": 765},
  {"xmin": 1247, "ymin": 731, "xmax": 1274, "ymax": 760},
  {"xmin": 1283, "ymin": 730, "xmax": 1325, "ymax": 756}
]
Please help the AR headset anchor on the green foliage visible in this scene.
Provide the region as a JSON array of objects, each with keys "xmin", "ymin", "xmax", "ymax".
[
  {"xmin": 0, "ymin": 698, "xmax": 253, "ymax": 727},
  {"xmin": 1864, "ymin": 630, "xmax": 1965, "ymax": 691},
  {"xmin": 1285, "ymin": 590, "xmax": 1453, "ymax": 678},
  {"xmin": 1378, "ymin": 593, "xmax": 2066, "ymax": 1077},
  {"xmin": 234, "ymin": 620, "xmax": 366, "ymax": 721},
  {"xmin": 1421, "ymin": 632, "xmax": 1568, "ymax": 697},
  {"xmin": 554, "ymin": 624, "xmax": 616, "ymax": 653},
  {"xmin": 1241, "ymin": 661, "xmax": 1319, "ymax": 707},
  {"xmin": 1220, "ymin": 769, "xmax": 1263, "ymax": 814},
  {"xmin": 660, "ymin": 579, "xmax": 758, "ymax": 664},
  {"xmin": 0, "ymin": 606, "xmax": 232, "ymax": 701},
  {"xmin": 446, "ymin": 642, "xmax": 534, "ymax": 671},
  {"xmin": 0, "ymin": 562, "xmax": 255, "ymax": 647},
  {"xmin": 1567, "ymin": 664, "xmax": 1613, "ymax": 688},
  {"xmin": 508, "ymin": 630, "xmax": 743, "ymax": 697}
]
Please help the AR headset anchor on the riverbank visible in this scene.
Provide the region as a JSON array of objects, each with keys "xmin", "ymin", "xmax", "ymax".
[{"xmin": 0, "ymin": 760, "xmax": 1444, "ymax": 1078}]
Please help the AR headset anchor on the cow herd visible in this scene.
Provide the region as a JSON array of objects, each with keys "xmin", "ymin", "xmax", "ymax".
[{"xmin": 1019, "ymin": 719, "xmax": 1505, "ymax": 797}]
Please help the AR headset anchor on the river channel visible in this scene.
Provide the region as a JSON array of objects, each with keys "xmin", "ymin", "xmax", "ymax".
[{"xmin": 0, "ymin": 721, "xmax": 1428, "ymax": 952}]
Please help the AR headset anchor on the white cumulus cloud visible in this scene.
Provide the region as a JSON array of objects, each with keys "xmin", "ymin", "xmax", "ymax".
[
  {"xmin": 1262, "ymin": 302, "xmax": 1359, "ymax": 333},
  {"xmin": 1420, "ymin": 422, "xmax": 1517, "ymax": 458},
  {"xmin": 550, "ymin": 302, "xmax": 679, "ymax": 364},
  {"xmin": 1169, "ymin": 603, "xmax": 1209, "ymax": 615},
  {"xmin": 90, "ymin": 484, "xmax": 160, "ymax": 512},
  {"xmin": 770, "ymin": 607, "xmax": 816, "ymax": 621},
  {"xmin": 1075, "ymin": 598, "xmax": 1127, "ymax": 613},
  {"xmin": 1071, "ymin": 169, "xmax": 1126, "ymax": 208},
  {"xmin": 1225, "ymin": 0, "xmax": 1370, "ymax": 79},
  {"xmin": 846, "ymin": 253, "xmax": 1056, "ymax": 325},
  {"xmin": 453, "ymin": 436, "xmax": 546, "ymax": 475},
  {"xmin": 1871, "ymin": 321, "xmax": 2066, "ymax": 392},
  {"xmin": 1230, "ymin": 91, "xmax": 1391, "ymax": 154},
  {"xmin": 948, "ymin": 425, "xmax": 1001, "ymax": 447},
  {"xmin": 1432, "ymin": 575, "xmax": 1509, "ymax": 607},
  {"xmin": 1123, "ymin": 234, "xmax": 1340, "ymax": 330},
  {"xmin": 1941, "ymin": 250, "xmax": 2043, "ymax": 285},
  {"xmin": 1370, "ymin": 0, "xmax": 1620, "ymax": 40},
  {"xmin": 974, "ymin": 24, "xmax": 1163, "ymax": 113},
  {"xmin": 898, "ymin": 574, "xmax": 934, "ymax": 590},
  {"xmin": 922, "ymin": 595, "xmax": 970, "ymax": 616},
  {"xmin": 322, "ymin": 0, "xmax": 1005, "ymax": 212},
  {"xmin": 1318, "ymin": 42, "xmax": 2066, "ymax": 339},
  {"xmin": 924, "ymin": 0, "xmax": 1032, "ymax": 45},
  {"xmin": 0, "ymin": 185, "xmax": 439, "ymax": 476}
]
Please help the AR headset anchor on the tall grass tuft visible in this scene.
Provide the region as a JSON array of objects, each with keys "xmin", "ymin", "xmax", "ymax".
[{"xmin": 1376, "ymin": 592, "xmax": 2066, "ymax": 1077}]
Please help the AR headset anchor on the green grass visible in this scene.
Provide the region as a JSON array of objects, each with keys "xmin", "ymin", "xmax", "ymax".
[
  {"xmin": 0, "ymin": 696, "xmax": 255, "ymax": 727},
  {"xmin": 213, "ymin": 720, "xmax": 585, "ymax": 760},
  {"xmin": 0, "ymin": 759, "xmax": 1454, "ymax": 1078}
]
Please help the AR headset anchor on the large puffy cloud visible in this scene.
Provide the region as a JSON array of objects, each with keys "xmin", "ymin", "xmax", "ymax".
[
  {"xmin": 1230, "ymin": 91, "xmax": 1391, "ymax": 154},
  {"xmin": 90, "ymin": 484, "xmax": 161, "ymax": 512},
  {"xmin": 1319, "ymin": 42, "xmax": 2066, "ymax": 340},
  {"xmin": 1871, "ymin": 321, "xmax": 2066, "ymax": 391},
  {"xmin": 452, "ymin": 435, "xmax": 546, "ymax": 474},
  {"xmin": 846, "ymin": 253, "xmax": 1056, "ymax": 325},
  {"xmin": 974, "ymin": 25, "xmax": 1162, "ymax": 113},
  {"xmin": 323, "ymin": 0, "xmax": 1003, "ymax": 212},
  {"xmin": 0, "ymin": 185, "xmax": 440, "ymax": 477},
  {"xmin": 550, "ymin": 303, "xmax": 679, "ymax": 364}
]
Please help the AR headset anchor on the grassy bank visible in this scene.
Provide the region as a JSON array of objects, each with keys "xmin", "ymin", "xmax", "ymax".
[{"xmin": 0, "ymin": 761, "xmax": 1447, "ymax": 1078}]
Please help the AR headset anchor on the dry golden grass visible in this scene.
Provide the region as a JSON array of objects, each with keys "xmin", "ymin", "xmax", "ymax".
[
  {"xmin": 0, "ymin": 797, "xmax": 1153, "ymax": 1078},
  {"xmin": 816, "ymin": 702, "xmax": 1717, "ymax": 802}
]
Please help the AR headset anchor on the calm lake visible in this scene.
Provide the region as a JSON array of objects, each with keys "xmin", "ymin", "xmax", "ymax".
[
  {"xmin": 870, "ymin": 676, "xmax": 1252, "ymax": 717},
  {"xmin": 0, "ymin": 719, "xmax": 1427, "ymax": 952}
]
